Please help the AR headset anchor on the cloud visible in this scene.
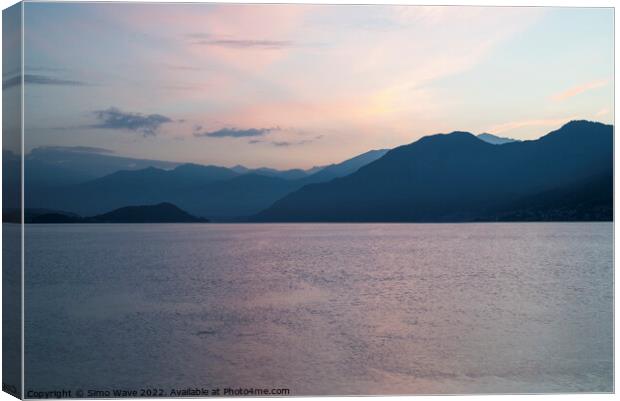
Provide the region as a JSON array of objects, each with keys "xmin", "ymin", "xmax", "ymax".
[
  {"xmin": 186, "ymin": 33, "xmax": 211, "ymax": 39},
  {"xmin": 33, "ymin": 146, "xmax": 115, "ymax": 155},
  {"xmin": 194, "ymin": 127, "xmax": 278, "ymax": 138},
  {"xmin": 192, "ymin": 38, "xmax": 296, "ymax": 49},
  {"xmin": 26, "ymin": 66, "xmax": 67, "ymax": 72},
  {"xmin": 92, "ymin": 107, "xmax": 173, "ymax": 137},
  {"xmin": 249, "ymin": 135, "xmax": 323, "ymax": 147},
  {"xmin": 551, "ymin": 79, "xmax": 608, "ymax": 102},
  {"xmin": 595, "ymin": 107, "xmax": 609, "ymax": 117},
  {"xmin": 164, "ymin": 63, "xmax": 209, "ymax": 72},
  {"xmin": 50, "ymin": 146, "xmax": 114, "ymax": 154},
  {"xmin": 3, "ymin": 74, "xmax": 87, "ymax": 89},
  {"xmin": 272, "ymin": 141, "xmax": 295, "ymax": 147}
]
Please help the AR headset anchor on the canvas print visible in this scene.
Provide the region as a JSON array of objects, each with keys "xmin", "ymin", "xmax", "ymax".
[{"xmin": 2, "ymin": 2, "xmax": 614, "ymax": 398}]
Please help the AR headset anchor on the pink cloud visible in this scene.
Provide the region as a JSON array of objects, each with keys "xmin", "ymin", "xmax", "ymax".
[
  {"xmin": 551, "ymin": 79, "xmax": 608, "ymax": 102},
  {"xmin": 595, "ymin": 107, "xmax": 610, "ymax": 117},
  {"xmin": 486, "ymin": 117, "xmax": 577, "ymax": 135}
]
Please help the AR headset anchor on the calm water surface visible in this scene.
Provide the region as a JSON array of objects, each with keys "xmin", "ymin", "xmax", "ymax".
[{"xmin": 25, "ymin": 223, "xmax": 613, "ymax": 395}]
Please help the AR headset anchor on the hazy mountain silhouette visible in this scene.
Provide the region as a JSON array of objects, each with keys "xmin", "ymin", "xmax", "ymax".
[
  {"xmin": 23, "ymin": 121, "xmax": 612, "ymax": 222},
  {"xmin": 176, "ymin": 174, "xmax": 301, "ymax": 218},
  {"xmin": 25, "ymin": 146, "xmax": 180, "ymax": 187},
  {"xmin": 231, "ymin": 165, "xmax": 309, "ymax": 180},
  {"xmin": 298, "ymin": 148, "xmax": 389, "ymax": 185},
  {"xmin": 255, "ymin": 121, "xmax": 612, "ymax": 222},
  {"xmin": 25, "ymin": 203, "xmax": 207, "ymax": 223},
  {"xmin": 22, "ymin": 146, "xmax": 321, "ymax": 199},
  {"xmin": 28, "ymin": 165, "xmax": 298, "ymax": 218},
  {"xmin": 230, "ymin": 150, "xmax": 389, "ymax": 182},
  {"xmin": 477, "ymin": 133, "xmax": 520, "ymax": 145},
  {"xmin": 28, "ymin": 147, "xmax": 388, "ymax": 219},
  {"xmin": 27, "ymin": 163, "xmax": 239, "ymax": 215}
]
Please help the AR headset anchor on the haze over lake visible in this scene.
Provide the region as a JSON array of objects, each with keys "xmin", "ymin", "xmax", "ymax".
[{"xmin": 25, "ymin": 223, "xmax": 612, "ymax": 395}]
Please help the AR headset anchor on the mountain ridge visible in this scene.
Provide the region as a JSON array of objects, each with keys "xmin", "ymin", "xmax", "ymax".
[
  {"xmin": 24, "ymin": 146, "xmax": 391, "ymax": 219},
  {"xmin": 26, "ymin": 203, "xmax": 208, "ymax": 223},
  {"xmin": 477, "ymin": 133, "xmax": 520, "ymax": 145},
  {"xmin": 254, "ymin": 120, "xmax": 612, "ymax": 222},
  {"xmin": 17, "ymin": 120, "xmax": 612, "ymax": 222}
]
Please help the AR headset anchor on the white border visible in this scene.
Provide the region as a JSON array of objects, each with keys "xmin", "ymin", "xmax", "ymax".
[{"xmin": 0, "ymin": 2, "xmax": 616, "ymax": 401}]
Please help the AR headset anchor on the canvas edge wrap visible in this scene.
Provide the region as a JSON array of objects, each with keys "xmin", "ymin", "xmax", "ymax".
[{"xmin": 3, "ymin": 2, "xmax": 24, "ymax": 399}]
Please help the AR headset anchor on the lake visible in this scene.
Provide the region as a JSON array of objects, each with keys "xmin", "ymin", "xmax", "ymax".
[{"xmin": 24, "ymin": 223, "xmax": 613, "ymax": 395}]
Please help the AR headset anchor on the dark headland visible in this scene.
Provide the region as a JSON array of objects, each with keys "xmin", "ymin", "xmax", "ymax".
[{"xmin": 15, "ymin": 203, "xmax": 209, "ymax": 224}]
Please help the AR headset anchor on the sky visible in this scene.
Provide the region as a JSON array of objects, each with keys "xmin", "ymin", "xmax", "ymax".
[{"xmin": 13, "ymin": 3, "xmax": 615, "ymax": 169}]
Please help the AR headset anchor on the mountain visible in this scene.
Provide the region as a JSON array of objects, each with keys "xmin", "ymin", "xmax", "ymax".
[
  {"xmin": 255, "ymin": 121, "xmax": 612, "ymax": 222},
  {"xmin": 298, "ymin": 148, "xmax": 389, "ymax": 184},
  {"xmin": 4, "ymin": 207, "xmax": 83, "ymax": 224},
  {"xmin": 178, "ymin": 174, "xmax": 301, "ymax": 219},
  {"xmin": 477, "ymin": 133, "xmax": 520, "ymax": 145},
  {"xmin": 304, "ymin": 165, "xmax": 325, "ymax": 175},
  {"xmin": 27, "ymin": 163, "xmax": 240, "ymax": 216},
  {"xmin": 231, "ymin": 165, "xmax": 308, "ymax": 180},
  {"xmin": 488, "ymin": 172, "xmax": 612, "ymax": 221},
  {"xmin": 29, "ymin": 212, "xmax": 84, "ymax": 224},
  {"xmin": 230, "ymin": 150, "xmax": 390, "ymax": 184},
  {"xmin": 28, "ymin": 164, "xmax": 302, "ymax": 219},
  {"xmin": 230, "ymin": 165, "xmax": 251, "ymax": 174},
  {"xmin": 25, "ymin": 146, "xmax": 180, "ymax": 187},
  {"xmin": 27, "ymin": 147, "xmax": 388, "ymax": 219},
  {"xmin": 26, "ymin": 203, "xmax": 208, "ymax": 223},
  {"xmin": 24, "ymin": 146, "xmax": 324, "ymax": 190},
  {"xmin": 163, "ymin": 163, "xmax": 239, "ymax": 184},
  {"xmin": 252, "ymin": 167, "xmax": 308, "ymax": 180},
  {"xmin": 90, "ymin": 203, "xmax": 207, "ymax": 223}
]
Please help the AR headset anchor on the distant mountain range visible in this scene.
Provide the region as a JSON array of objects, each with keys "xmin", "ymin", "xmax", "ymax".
[
  {"xmin": 22, "ymin": 146, "xmax": 325, "ymax": 188},
  {"xmin": 477, "ymin": 133, "xmax": 520, "ymax": 145},
  {"xmin": 7, "ymin": 120, "xmax": 613, "ymax": 222},
  {"xmin": 255, "ymin": 121, "xmax": 612, "ymax": 222},
  {"xmin": 22, "ymin": 146, "xmax": 388, "ymax": 219},
  {"xmin": 16, "ymin": 203, "xmax": 207, "ymax": 224},
  {"xmin": 25, "ymin": 146, "xmax": 180, "ymax": 188},
  {"xmin": 230, "ymin": 165, "xmax": 309, "ymax": 180},
  {"xmin": 295, "ymin": 149, "xmax": 389, "ymax": 185}
]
